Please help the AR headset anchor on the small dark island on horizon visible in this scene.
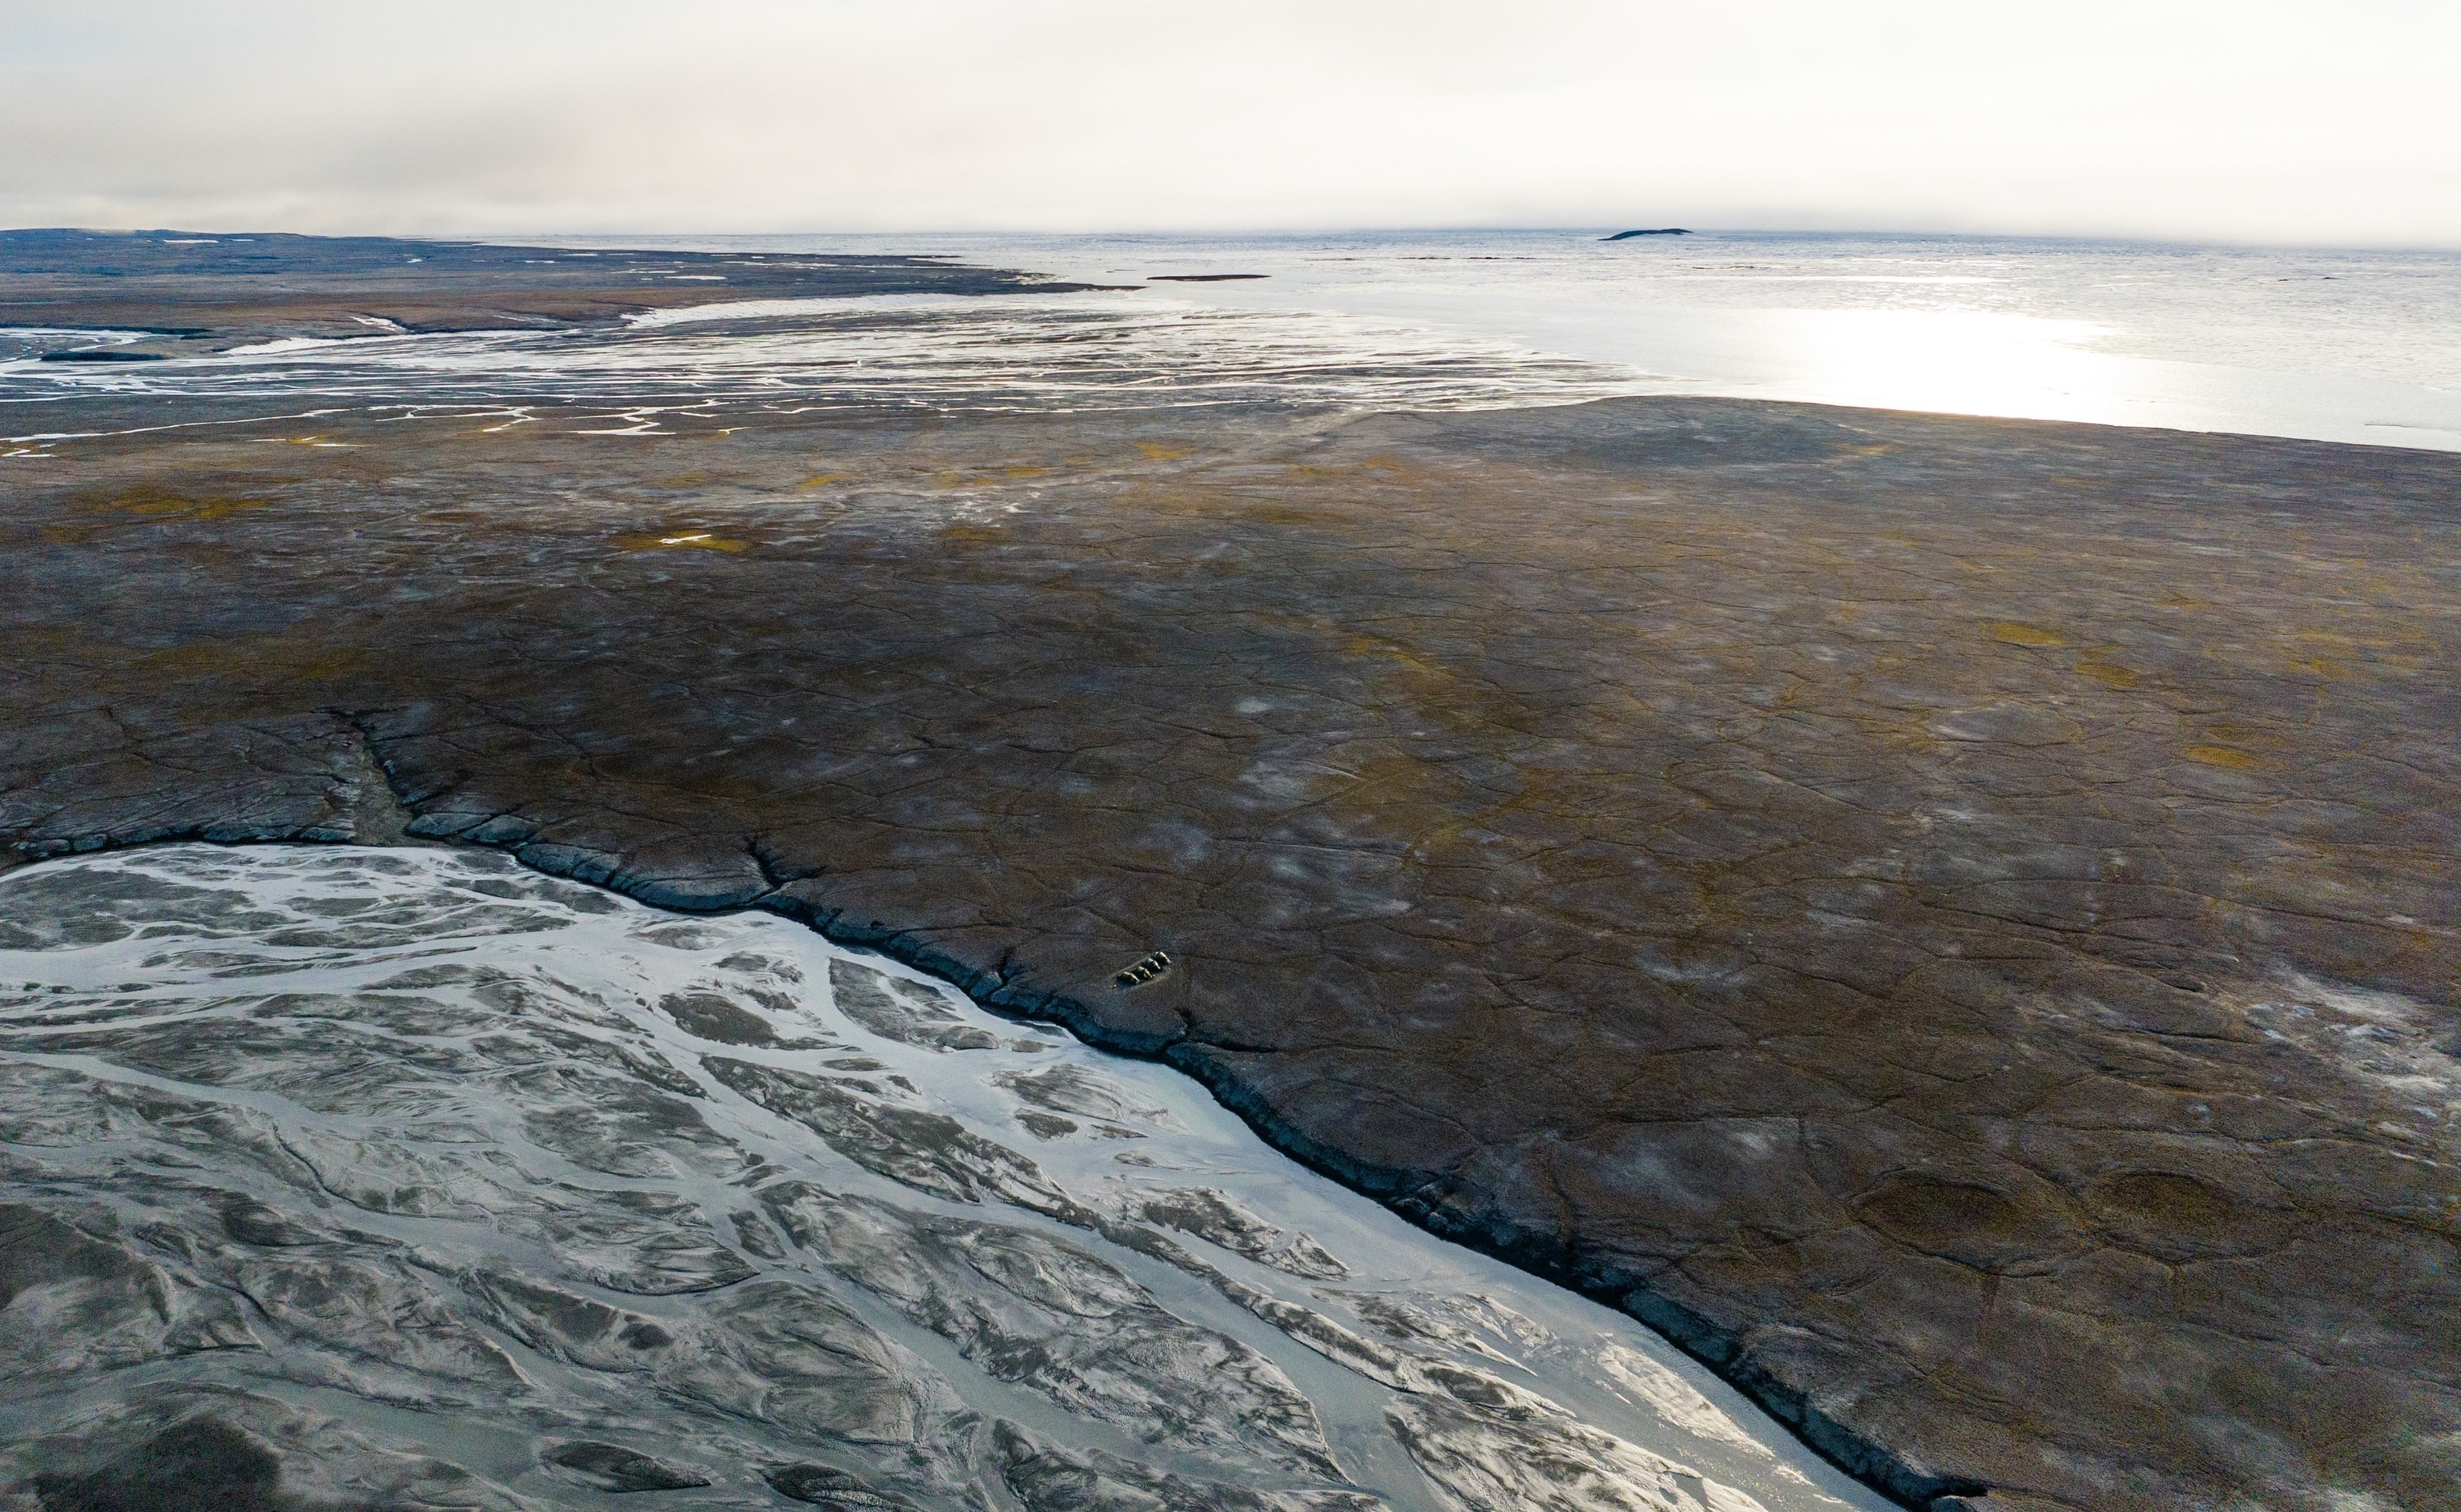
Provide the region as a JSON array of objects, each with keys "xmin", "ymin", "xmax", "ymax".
[{"xmin": 1605, "ymin": 227, "xmax": 1693, "ymax": 239}]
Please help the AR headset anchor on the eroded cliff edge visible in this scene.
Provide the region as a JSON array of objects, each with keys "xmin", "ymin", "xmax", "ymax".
[{"xmin": 4, "ymin": 394, "xmax": 2457, "ymax": 1512}]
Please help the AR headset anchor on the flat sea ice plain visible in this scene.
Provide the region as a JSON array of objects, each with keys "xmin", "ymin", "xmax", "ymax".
[{"xmin": 0, "ymin": 844, "xmax": 1885, "ymax": 1512}]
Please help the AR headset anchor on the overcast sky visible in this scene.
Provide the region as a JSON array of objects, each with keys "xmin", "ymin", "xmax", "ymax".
[{"xmin": 5, "ymin": 1, "xmax": 2456, "ymax": 246}]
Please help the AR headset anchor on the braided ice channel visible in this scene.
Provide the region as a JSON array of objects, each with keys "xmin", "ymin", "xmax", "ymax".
[{"xmin": 0, "ymin": 845, "xmax": 1884, "ymax": 1512}]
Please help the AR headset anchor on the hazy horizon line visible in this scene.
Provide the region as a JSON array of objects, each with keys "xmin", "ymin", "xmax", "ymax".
[{"xmin": 14, "ymin": 223, "xmax": 2461, "ymax": 258}]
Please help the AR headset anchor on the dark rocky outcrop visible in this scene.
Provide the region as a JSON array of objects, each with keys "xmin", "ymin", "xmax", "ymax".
[
  {"xmin": 539, "ymin": 1442, "xmax": 711, "ymax": 1493},
  {"xmin": 34, "ymin": 1418, "xmax": 295, "ymax": 1512}
]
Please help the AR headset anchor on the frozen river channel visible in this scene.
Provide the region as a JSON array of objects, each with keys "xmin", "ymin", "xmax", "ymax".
[{"xmin": 0, "ymin": 845, "xmax": 1888, "ymax": 1512}]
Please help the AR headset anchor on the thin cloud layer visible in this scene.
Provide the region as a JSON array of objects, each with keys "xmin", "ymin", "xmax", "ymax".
[{"xmin": 3, "ymin": 0, "xmax": 2456, "ymax": 244}]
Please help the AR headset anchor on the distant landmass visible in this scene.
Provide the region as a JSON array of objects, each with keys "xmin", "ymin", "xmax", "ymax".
[{"xmin": 1605, "ymin": 227, "xmax": 1691, "ymax": 239}]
